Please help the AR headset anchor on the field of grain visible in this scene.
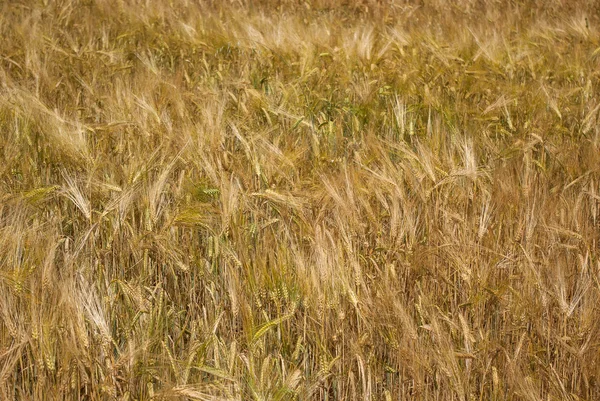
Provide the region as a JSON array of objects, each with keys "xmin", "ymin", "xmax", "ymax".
[{"xmin": 1, "ymin": 1, "xmax": 600, "ymax": 400}]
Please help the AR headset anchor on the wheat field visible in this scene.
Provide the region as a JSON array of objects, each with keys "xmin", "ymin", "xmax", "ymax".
[{"xmin": 1, "ymin": 0, "xmax": 600, "ymax": 400}]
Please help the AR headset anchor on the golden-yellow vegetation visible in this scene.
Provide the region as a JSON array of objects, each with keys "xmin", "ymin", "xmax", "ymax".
[{"xmin": 1, "ymin": 0, "xmax": 600, "ymax": 399}]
